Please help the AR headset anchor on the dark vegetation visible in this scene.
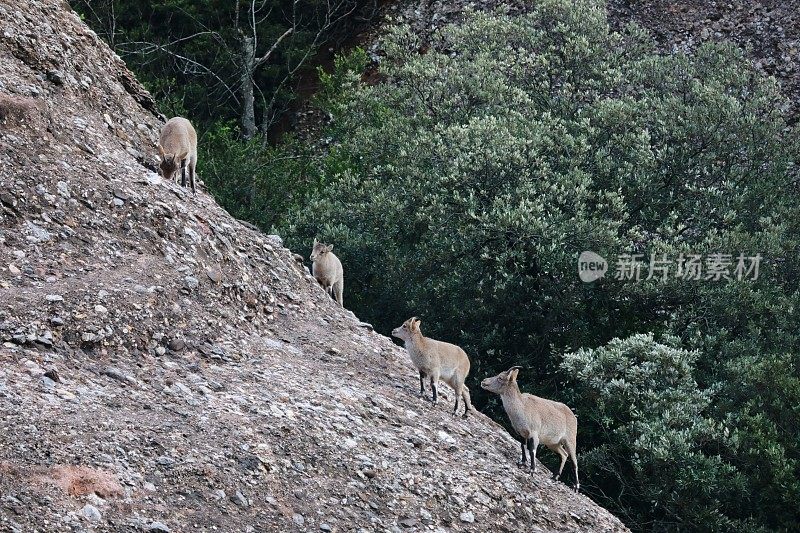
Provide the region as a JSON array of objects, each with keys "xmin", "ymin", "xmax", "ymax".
[{"xmin": 73, "ymin": 0, "xmax": 800, "ymax": 530}]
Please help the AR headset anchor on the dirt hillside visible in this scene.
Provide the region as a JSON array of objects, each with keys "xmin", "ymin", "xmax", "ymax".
[{"xmin": 0, "ymin": 1, "xmax": 627, "ymax": 531}]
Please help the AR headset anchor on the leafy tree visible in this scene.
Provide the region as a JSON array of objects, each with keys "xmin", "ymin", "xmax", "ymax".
[
  {"xmin": 199, "ymin": 122, "xmax": 322, "ymax": 229},
  {"xmin": 561, "ymin": 334, "xmax": 741, "ymax": 530}
]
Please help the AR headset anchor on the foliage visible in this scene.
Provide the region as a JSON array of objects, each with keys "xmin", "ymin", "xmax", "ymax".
[
  {"xmin": 284, "ymin": 1, "xmax": 800, "ymax": 530},
  {"xmin": 200, "ymin": 122, "xmax": 322, "ymax": 230},
  {"xmin": 314, "ymin": 46, "xmax": 368, "ymax": 113},
  {"xmin": 561, "ymin": 334, "xmax": 741, "ymax": 530}
]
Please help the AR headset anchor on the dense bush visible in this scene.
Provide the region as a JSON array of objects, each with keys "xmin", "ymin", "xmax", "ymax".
[
  {"xmin": 561, "ymin": 334, "xmax": 739, "ymax": 530},
  {"xmin": 200, "ymin": 122, "xmax": 322, "ymax": 230},
  {"xmin": 284, "ymin": 1, "xmax": 800, "ymax": 529}
]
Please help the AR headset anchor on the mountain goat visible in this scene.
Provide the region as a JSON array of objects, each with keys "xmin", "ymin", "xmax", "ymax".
[
  {"xmin": 481, "ymin": 366, "xmax": 579, "ymax": 490},
  {"xmin": 310, "ymin": 238, "xmax": 344, "ymax": 306},
  {"xmin": 392, "ymin": 317, "xmax": 472, "ymax": 418},
  {"xmin": 158, "ymin": 117, "xmax": 197, "ymax": 194}
]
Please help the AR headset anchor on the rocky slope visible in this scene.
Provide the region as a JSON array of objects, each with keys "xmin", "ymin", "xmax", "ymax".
[{"xmin": 0, "ymin": 1, "xmax": 627, "ymax": 531}]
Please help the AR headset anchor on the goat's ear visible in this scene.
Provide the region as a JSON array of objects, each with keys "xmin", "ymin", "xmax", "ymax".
[
  {"xmin": 411, "ymin": 317, "xmax": 421, "ymax": 330},
  {"xmin": 325, "ymin": 244, "xmax": 334, "ymax": 253},
  {"xmin": 313, "ymin": 237, "xmax": 318, "ymax": 246},
  {"xmin": 508, "ymin": 367, "xmax": 521, "ymax": 382},
  {"xmin": 157, "ymin": 144, "xmax": 165, "ymax": 158}
]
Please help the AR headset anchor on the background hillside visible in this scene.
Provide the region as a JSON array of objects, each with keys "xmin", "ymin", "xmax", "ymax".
[{"xmin": 0, "ymin": 1, "xmax": 627, "ymax": 532}]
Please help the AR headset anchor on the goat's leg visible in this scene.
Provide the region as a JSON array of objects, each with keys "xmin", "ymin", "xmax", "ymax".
[
  {"xmin": 549, "ymin": 444, "xmax": 569, "ymax": 481},
  {"xmin": 527, "ymin": 434, "xmax": 539, "ymax": 473},
  {"xmin": 460, "ymin": 385, "xmax": 472, "ymax": 418},
  {"xmin": 333, "ymin": 279, "xmax": 343, "ymax": 307},
  {"xmin": 429, "ymin": 374, "xmax": 438, "ymax": 406},
  {"xmin": 189, "ymin": 158, "xmax": 196, "ymax": 194},
  {"xmin": 518, "ymin": 439, "xmax": 527, "ymax": 466},
  {"xmin": 564, "ymin": 440, "xmax": 579, "ymax": 492}
]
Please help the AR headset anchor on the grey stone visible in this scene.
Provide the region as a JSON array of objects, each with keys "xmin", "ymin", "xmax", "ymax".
[
  {"xmin": 167, "ymin": 337, "xmax": 186, "ymax": 352},
  {"xmin": 231, "ymin": 490, "xmax": 248, "ymax": 507},
  {"xmin": 156, "ymin": 456, "xmax": 175, "ymax": 467},
  {"xmin": 80, "ymin": 504, "xmax": 101, "ymax": 522},
  {"xmin": 26, "ymin": 221, "xmax": 51, "ymax": 242},
  {"xmin": 47, "ymin": 69, "xmax": 65, "ymax": 85},
  {"xmin": 103, "ymin": 367, "xmax": 134, "ymax": 384}
]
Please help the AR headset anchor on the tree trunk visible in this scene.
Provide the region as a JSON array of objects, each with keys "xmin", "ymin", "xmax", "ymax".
[{"xmin": 240, "ymin": 33, "xmax": 256, "ymax": 139}]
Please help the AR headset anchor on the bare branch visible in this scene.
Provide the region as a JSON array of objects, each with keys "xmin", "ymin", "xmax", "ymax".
[
  {"xmin": 118, "ymin": 40, "xmax": 241, "ymax": 106},
  {"xmin": 254, "ymin": 27, "xmax": 295, "ymax": 67}
]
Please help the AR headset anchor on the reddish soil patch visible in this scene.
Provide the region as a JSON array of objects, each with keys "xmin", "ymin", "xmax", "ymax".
[
  {"xmin": 47, "ymin": 466, "xmax": 124, "ymax": 499},
  {"xmin": 1, "ymin": 462, "xmax": 123, "ymax": 499}
]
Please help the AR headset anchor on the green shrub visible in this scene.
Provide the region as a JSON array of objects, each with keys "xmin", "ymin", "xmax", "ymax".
[
  {"xmin": 200, "ymin": 122, "xmax": 322, "ymax": 231},
  {"xmin": 561, "ymin": 334, "xmax": 742, "ymax": 530}
]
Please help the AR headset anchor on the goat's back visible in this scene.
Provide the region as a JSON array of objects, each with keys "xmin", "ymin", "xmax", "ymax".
[
  {"xmin": 522, "ymin": 393, "xmax": 576, "ymax": 444},
  {"xmin": 159, "ymin": 117, "xmax": 197, "ymax": 155},
  {"xmin": 426, "ymin": 337, "xmax": 470, "ymax": 378},
  {"xmin": 312, "ymin": 252, "xmax": 343, "ymax": 281}
]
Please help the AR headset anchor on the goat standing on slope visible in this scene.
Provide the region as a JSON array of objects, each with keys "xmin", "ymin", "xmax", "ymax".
[
  {"xmin": 158, "ymin": 117, "xmax": 198, "ymax": 194},
  {"xmin": 481, "ymin": 366, "xmax": 579, "ymax": 491},
  {"xmin": 392, "ymin": 317, "xmax": 473, "ymax": 418},
  {"xmin": 310, "ymin": 238, "xmax": 344, "ymax": 307}
]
